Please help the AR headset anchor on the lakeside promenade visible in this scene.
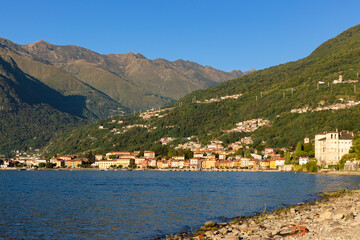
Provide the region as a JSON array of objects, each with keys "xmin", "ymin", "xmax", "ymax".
[{"xmin": 166, "ymin": 189, "xmax": 360, "ymax": 240}]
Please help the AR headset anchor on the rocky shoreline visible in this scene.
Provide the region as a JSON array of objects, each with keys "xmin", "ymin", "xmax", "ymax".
[{"xmin": 164, "ymin": 189, "xmax": 360, "ymax": 240}]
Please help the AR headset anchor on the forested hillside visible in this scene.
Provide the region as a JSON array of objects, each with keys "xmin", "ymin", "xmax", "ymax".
[{"xmin": 45, "ymin": 24, "xmax": 360, "ymax": 155}]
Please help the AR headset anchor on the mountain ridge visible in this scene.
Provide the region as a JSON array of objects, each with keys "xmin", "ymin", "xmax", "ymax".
[{"xmin": 0, "ymin": 37, "xmax": 247, "ymax": 110}]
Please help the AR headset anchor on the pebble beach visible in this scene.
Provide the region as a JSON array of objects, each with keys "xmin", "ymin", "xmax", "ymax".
[{"xmin": 166, "ymin": 189, "xmax": 360, "ymax": 240}]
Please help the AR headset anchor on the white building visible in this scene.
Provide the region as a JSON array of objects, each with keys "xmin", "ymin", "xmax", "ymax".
[
  {"xmin": 315, "ymin": 130, "xmax": 353, "ymax": 166},
  {"xmin": 275, "ymin": 158, "xmax": 285, "ymax": 167},
  {"xmin": 299, "ymin": 157, "xmax": 309, "ymax": 165},
  {"xmin": 240, "ymin": 158, "xmax": 250, "ymax": 168},
  {"xmin": 251, "ymin": 153, "xmax": 262, "ymax": 160},
  {"xmin": 144, "ymin": 151, "xmax": 155, "ymax": 158},
  {"xmin": 149, "ymin": 159, "xmax": 157, "ymax": 167},
  {"xmin": 190, "ymin": 158, "xmax": 202, "ymax": 169}
]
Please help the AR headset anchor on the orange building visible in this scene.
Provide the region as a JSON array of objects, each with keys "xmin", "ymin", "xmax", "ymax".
[{"xmin": 64, "ymin": 158, "xmax": 86, "ymax": 168}]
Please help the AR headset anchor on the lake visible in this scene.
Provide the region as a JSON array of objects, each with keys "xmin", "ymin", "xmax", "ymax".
[{"xmin": 1, "ymin": 171, "xmax": 360, "ymax": 239}]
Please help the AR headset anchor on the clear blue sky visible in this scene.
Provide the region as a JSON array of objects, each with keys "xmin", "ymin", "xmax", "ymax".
[{"xmin": 1, "ymin": 0, "xmax": 359, "ymax": 71}]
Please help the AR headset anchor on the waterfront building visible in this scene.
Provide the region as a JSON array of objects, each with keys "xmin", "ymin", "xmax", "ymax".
[
  {"xmin": 149, "ymin": 158, "xmax": 157, "ymax": 167},
  {"xmin": 269, "ymin": 159, "xmax": 277, "ymax": 169},
  {"xmin": 140, "ymin": 159, "xmax": 149, "ymax": 168},
  {"xmin": 240, "ymin": 158, "xmax": 250, "ymax": 168},
  {"xmin": 178, "ymin": 160, "xmax": 185, "ymax": 168},
  {"xmin": 217, "ymin": 160, "xmax": 231, "ymax": 168},
  {"xmin": 54, "ymin": 159, "xmax": 65, "ymax": 168},
  {"xmin": 260, "ymin": 160, "xmax": 270, "ymax": 170},
  {"xmin": 98, "ymin": 160, "xmax": 117, "ymax": 169},
  {"xmin": 190, "ymin": 158, "xmax": 202, "ymax": 169},
  {"xmin": 202, "ymin": 159, "xmax": 216, "ymax": 169},
  {"xmin": 230, "ymin": 160, "xmax": 240, "ymax": 168},
  {"xmin": 249, "ymin": 159, "xmax": 260, "ymax": 170},
  {"xmin": 117, "ymin": 158, "xmax": 135, "ymax": 167},
  {"xmin": 63, "ymin": 158, "xmax": 87, "ymax": 168},
  {"xmin": 315, "ymin": 130, "xmax": 353, "ymax": 166},
  {"xmin": 171, "ymin": 160, "xmax": 179, "ymax": 168},
  {"xmin": 344, "ymin": 161, "xmax": 359, "ymax": 171}
]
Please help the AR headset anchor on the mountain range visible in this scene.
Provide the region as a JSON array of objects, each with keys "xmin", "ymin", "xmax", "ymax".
[
  {"xmin": 0, "ymin": 37, "xmax": 248, "ymax": 155},
  {"xmin": 44, "ymin": 24, "xmax": 360, "ymax": 156},
  {"xmin": 0, "ymin": 37, "xmax": 248, "ymax": 111}
]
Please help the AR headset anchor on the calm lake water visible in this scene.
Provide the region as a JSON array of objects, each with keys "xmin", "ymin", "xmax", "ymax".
[{"xmin": 1, "ymin": 171, "xmax": 360, "ymax": 239}]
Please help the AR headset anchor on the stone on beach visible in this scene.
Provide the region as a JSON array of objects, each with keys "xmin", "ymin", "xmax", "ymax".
[
  {"xmin": 238, "ymin": 223, "xmax": 248, "ymax": 232},
  {"xmin": 204, "ymin": 220, "xmax": 217, "ymax": 228},
  {"xmin": 319, "ymin": 211, "xmax": 333, "ymax": 220}
]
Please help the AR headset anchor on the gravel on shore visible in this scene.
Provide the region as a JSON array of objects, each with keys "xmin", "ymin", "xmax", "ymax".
[{"xmin": 164, "ymin": 188, "xmax": 360, "ymax": 240}]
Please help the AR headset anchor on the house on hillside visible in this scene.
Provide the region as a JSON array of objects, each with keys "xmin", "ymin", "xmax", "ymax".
[
  {"xmin": 144, "ymin": 151, "xmax": 155, "ymax": 158},
  {"xmin": 299, "ymin": 157, "xmax": 309, "ymax": 165}
]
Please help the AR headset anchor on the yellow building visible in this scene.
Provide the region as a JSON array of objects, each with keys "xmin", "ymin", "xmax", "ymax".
[
  {"xmin": 203, "ymin": 159, "xmax": 216, "ymax": 169},
  {"xmin": 55, "ymin": 159, "xmax": 64, "ymax": 168},
  {"xmin": 98, "ymin": 160, "xmax": 117, "ymax": 169},
  {"xmin": 269, "ymin": 159, "xmax": 277, "ymax": 169},
  {"xmin": 260, "ymin": 160, "xmax": 270, "ymax": 170},
  {"xmin": 116, "ymin": 158, "xmax": 135, "ymax": 167},
  {"xmin": 249, "ymin": 160, "xmax": 260, "ymax": 170}
]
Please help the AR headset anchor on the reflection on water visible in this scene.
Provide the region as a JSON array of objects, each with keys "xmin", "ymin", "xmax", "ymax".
[{"xmin": 1, "ymin": 171, "xmax": 360, "ymax": 239}]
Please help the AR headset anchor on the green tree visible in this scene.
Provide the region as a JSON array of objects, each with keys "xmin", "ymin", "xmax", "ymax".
[
  {"xmin": 128, "ymin": 164, "xmax": 137, "ymax": 169},
  {"xmin": 284, "ymin": 151, "xmax": 291, "ymax": 164},
  {"xmin": 303, "ymin": 142, "xmax": 314, "ymax": 156},
  {"xmin": 38, "ymin": 163, "xmax": 46, "ymax": 168},
  {"xmin": 351, "ymin": 138, "xmax": 360, "ymax": 158},
  {"xmin": 305, "ymin": 160, "xmax": 318, "ymax": 172},
  {"xmin": 45, "ymin": 162, "xmax": 54, "ymax": 168},
  {"xmin": 136, "ymin": 146, "xmax": 144, "ymax": 157},
  {"xmin": 295, "ymin": 142, "xmax": 303, "ymax": 153},
  {"xmin": 86, "ymin": 151, "xmax": 95, "ymax": 164},
  {"xmin": 293, "ymin": 142, "xmax": 308, "ymax": 157}
]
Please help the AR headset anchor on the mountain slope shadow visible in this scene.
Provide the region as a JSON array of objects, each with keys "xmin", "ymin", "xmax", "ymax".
[{"xmin": 0, "ymin": 54, "xmax": 90, "ymax": 118}]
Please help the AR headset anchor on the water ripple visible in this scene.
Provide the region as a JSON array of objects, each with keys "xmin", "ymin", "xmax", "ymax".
[{"xmin": 1, "ymin": 171, "xmax": 360, "ymax": 239}]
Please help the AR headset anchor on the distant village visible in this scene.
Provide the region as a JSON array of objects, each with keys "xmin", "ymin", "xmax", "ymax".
[{"xmin": 1, "ymin": 129, "xmax": 357, "ymax": 172}]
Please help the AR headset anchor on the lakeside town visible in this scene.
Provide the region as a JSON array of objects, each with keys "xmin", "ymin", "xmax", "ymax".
[{"xmin": 1, "ymin": 129, "xmax": 357, "ymax": 173}]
